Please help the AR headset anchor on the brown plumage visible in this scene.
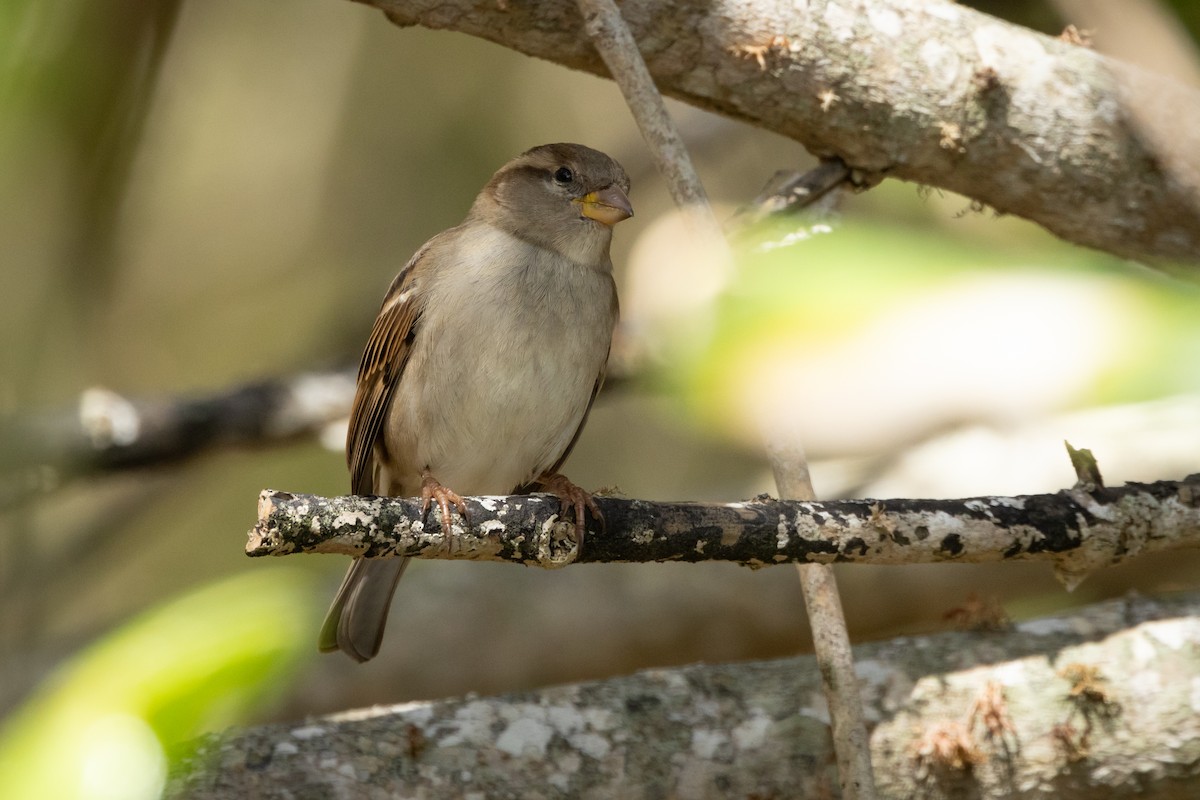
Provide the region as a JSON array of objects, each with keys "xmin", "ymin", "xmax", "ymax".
[{"xmin": 319, "ymin": 143, "xmax": 632, "ymax": 662}]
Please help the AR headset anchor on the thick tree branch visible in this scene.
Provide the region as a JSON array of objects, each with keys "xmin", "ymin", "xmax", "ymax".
[
  {"xmin": 165, "ymin": 591, "xmax": 1200, "ymax": 799},
  {"xmin": 249, "ymin": 474, "xmax": 1200, "ymax": 589},
  {"xmin": 363, "ymin": 0, "xmax": 1200, "ymax": 266}
]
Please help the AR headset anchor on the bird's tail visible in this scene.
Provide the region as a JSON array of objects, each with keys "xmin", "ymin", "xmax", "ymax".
[{"xmin": 318, "ymin": 556, "xmax": 410, "ymax": 662}]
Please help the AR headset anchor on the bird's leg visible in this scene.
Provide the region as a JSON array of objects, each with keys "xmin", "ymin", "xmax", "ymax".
[
  {"xmin": 534, "ymin": 472, "xmax": 603, "ymax": 546},
  {"xmin": 419, "ymin": 468, "xmax": 468, "ymax": 533}
]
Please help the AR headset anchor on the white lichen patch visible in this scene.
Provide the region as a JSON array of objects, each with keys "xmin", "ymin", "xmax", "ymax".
[
  {"xmin": 853, "ymin": 658, "xmax": 894, "ymax": 688},
  {"xmin": 972, "ymin": 23, "xmax": 1053, "ymax": 90},
  {"xmin": 867, "ymin": 6, "xmax": 902, "ymax": 37},
  {"xmin": 632, "ymin": 528, "xmax": 656, "ymax": 545},
  {"xmin": 1144, "ymin": 618, "xmax": 1200, "ymax": 651},
  {"xmin": 790, "ymin": 508, "xmax": 826, "ymax": 539},
  {"xmin": 483, "ymin": 702, "xmax": 620, "ymax": 762},
  {"xmin": 1017, "ymin": 615, "xmax": 1079, "ymax": 637},
  {"xmin": 289, "ymin": 725, "xmax": 327, "ymax": 740},
  {"xmin": 776, "ymin": 515, "xmax": 789, "ymax": 550},
  {"xmin": 917, "ymin": 39, "xmax": 961, "ymax": 91},
  {"xmin": 926, "ymin": 509, "xmax": 966, "ymax": 534},
  {"xmin": 438, "ymin": 700, "xmax": 499, "ymax": 748},
  {"xmin": 924, "ymin": 2, "xmax": 961, "ymax": 22},
  {"xmin": 823, "ymin": 2, "xmax": 856, "ymax": 43},
  {"xmin": 799, "ymin": 691, "xmax": 831, "ymax": 726},
  {"xmin": 690, "ymin": 728, "xmax": 727, "ymax": 759},
  {"xmin": 545, "ymin": 704, "xmax": 588, "ymax": 735},
  {"xmin": 478, "ymin": 497, "xmax": 499, "ymax": 511},
  {"xmin": 1130, "ymin": 630, "xmax": 1159, "ymax": 667},
  {"xmin": 962, "ymin": 499, "xmax": 992, "ymax": 516},
  {"xmin": 732, "ymin": 712, "xmax": 771, "ymax": 750},
  {"xmin": 990, "ymin": 496, "xmax": 1027, "ymax": 510},
  {"xmin": 1134, "ymin": 669, "xmax": 1162, "ymax": 697},
  {"xmin": 477, "ymin": 519, "xmax": 505, "ymax": 536},
  {"xmin": 567, "ymin": 733, "xmax": 611, "ymax": 760},
  {"xmin": 273, "ymin": 741, "xmax": 299, "ymax": 756},
  {"xmin": 332, "ymin": 510, "xmax": 375, "ymax": 528},
  {"xmin": 495, "ymin": 717, "xmax": 554, "ymax": 758},
  {"xmin": 991, "ymin": 660, "xmax": 1030, "ymax": 685},
  {"xmin": 548, "ymin": 768, "xmax": 572, "ymax": 792}
]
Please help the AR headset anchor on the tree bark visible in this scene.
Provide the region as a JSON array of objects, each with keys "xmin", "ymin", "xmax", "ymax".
[
  {"xmin": 165, "ymin": 591, "xmax": 1200, "ymax": 799},
  {"xmin": 356, "ymin": 0, "xmax": 1200, "ymax": 267},
  {"xmin": 248, "ymin": 474, "xmax": 1200, "ymax": 590}
]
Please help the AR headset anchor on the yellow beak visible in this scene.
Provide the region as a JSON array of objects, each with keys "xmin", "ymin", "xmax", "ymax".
[{"xmin": 574, "ymin": 185, "xmax": 634, "ymax": 226}]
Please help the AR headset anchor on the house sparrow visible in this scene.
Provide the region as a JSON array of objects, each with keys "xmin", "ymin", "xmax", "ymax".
[{"xmin": 319, "ymin": 143, "xmax": 633, "ymax": 662}]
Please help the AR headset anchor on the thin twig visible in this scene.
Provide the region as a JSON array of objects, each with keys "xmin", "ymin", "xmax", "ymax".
[
  {"xmin": 769, "ymin": 442, "xmax": 879, "ymax": 800},
  {"xmin": 575, "ymin": 0, "xmax": 721, "ymax": 236},
  {"xmin": 575, "ymin": 1, "xmax": 877, "ymax": 791}
]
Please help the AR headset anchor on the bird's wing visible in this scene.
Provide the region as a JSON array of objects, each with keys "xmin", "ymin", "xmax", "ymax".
[{"xmin": 346, "ymin": 242, "xmax": 434, "ymax": 495}]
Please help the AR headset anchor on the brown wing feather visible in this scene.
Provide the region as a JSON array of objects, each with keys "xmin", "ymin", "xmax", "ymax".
[{"xmin": 345, "ymin": 243, "xmax": 432, "ymax": 495}]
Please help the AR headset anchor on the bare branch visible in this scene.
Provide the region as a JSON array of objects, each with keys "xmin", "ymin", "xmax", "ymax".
[
  {"xmin": 0, "ymin": 371, "xmax": 354, "ymax": 506},
  {"xmin": 248, "ymin": 474, "xmax": 1200, "ymax": 589},
  {"xmin": 365, "ymin": 0, "xmax": 1200, "ymax": 267},
  {"xmin": 165, "ymin": 591, "xmax": 1200, "ymax": 799}
]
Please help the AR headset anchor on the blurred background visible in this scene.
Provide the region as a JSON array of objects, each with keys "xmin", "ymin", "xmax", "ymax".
[{"xmin": 2, "ymin": 0, "xmax": 1199, "ymax": 796}]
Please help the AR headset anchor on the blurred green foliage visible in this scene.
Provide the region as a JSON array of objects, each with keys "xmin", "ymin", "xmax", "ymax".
[
  {"xmin": 0, "ymin": 568, "xmax": 318, "ymax": 800},
  {"xmin": 670, "ymin": 218, "xmax": 1200, "ymax": 447}
]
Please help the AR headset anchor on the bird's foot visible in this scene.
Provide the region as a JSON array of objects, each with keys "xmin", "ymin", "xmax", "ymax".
[
  {"xmin": 420, "ymin": 469, "xmax": 468, "ymax": 533},
  {"xmin": 535, "ymin": 472, "xmax": 603, "ymax": 547}
]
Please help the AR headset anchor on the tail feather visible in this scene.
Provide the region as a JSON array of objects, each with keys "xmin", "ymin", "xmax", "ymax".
[{"xmin": 319, "ymin": 557, "xmax": 410, "ymax": 662}]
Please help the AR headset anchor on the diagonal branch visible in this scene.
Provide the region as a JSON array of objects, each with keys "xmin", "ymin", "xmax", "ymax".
[
  {"xmin": 249, "ymin": 473, "xmax": 1200, "ymax": 589},
  {"xmin": 364, "ymin": 0, "xmax": 1200, "ymax": 267}
]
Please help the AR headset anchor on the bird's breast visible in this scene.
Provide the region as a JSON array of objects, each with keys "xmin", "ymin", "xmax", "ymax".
[{"xmin": 385, "ymin": 227, "xmax": 616, "ymax": 495}]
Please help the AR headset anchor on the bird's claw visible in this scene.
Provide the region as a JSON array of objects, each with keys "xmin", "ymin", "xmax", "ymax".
[
  {"xmin": 536, "ymin": 472, "xmax": 603, "ymax": 547},
  {"xmin": 419, "ymin": 470, "xmax": 468, "ymax": 533}
]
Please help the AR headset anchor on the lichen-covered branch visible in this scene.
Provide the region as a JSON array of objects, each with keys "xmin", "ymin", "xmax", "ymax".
[
  {"xmin": 165, "ymin": 592, "xmax": 1200, "ymax": 799},
  {"xmin": 364, "ymin": 0, "xmax": 1200, "ymax": 267},
  {"xmin": 249, "ymin": 474, "xmax": 1200, "ymax": 588}
]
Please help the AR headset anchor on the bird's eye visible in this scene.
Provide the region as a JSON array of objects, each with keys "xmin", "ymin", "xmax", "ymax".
[{"xmin": 553, "ymin": 166, "xmax": 574, "ymax": 184}]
